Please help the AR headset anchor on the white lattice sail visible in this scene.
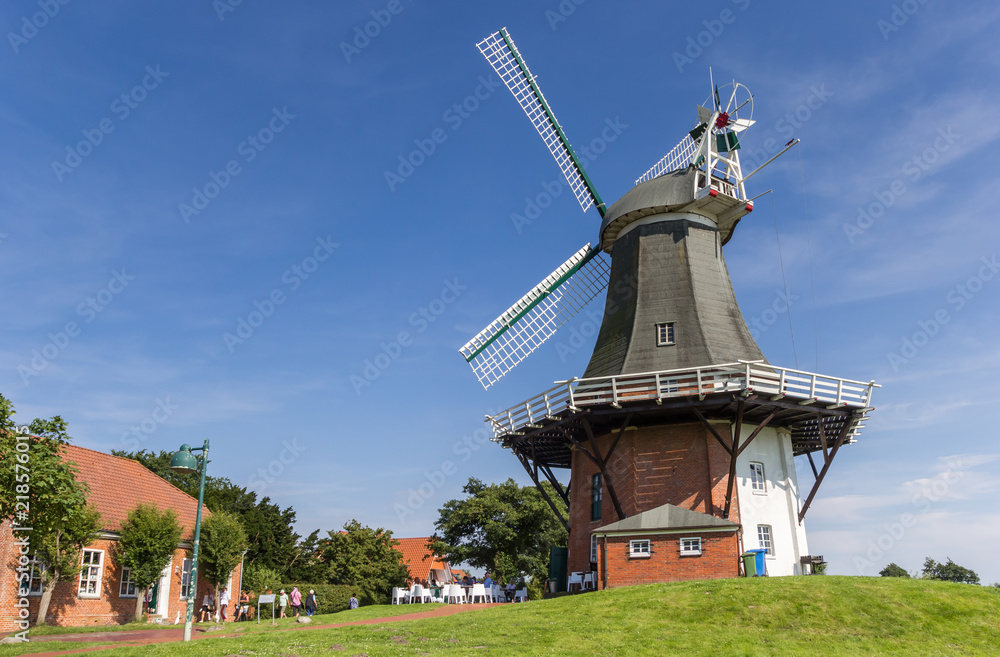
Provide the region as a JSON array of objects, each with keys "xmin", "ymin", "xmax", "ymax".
[
  {"xmin": 460, "ymin": 244, "xmax": 611, "ymax": 389},
  {"xmin": 477, "ymin": 28, "xmax": 599, "ymax": 214}
]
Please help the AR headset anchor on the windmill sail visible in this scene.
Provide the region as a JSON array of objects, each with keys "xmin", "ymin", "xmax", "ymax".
[
  {"xmin": 460, "ymin": 244, "xmax": 611, "ymax": 389},
  {"xmin": 477, "ymin": 28, "xmax": 604, "ymax": 216}
]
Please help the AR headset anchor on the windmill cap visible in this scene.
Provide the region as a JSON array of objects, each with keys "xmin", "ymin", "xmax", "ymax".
[{"xmin": 599, "ymin": 166, "xmax": 750, "ymax": 251}]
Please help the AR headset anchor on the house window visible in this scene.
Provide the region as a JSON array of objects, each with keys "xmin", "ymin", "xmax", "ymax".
[
  {"xmin": 680, "ymin": 537, "xmax": 702, "ymax": 556},
  {"xmin": 591, "ymin": 474, "xmax": 602, "ymax": 521},
  {"xmin": 120, "ymin": 566, "xmax": 138, "ymax": 597},
  {"xmin": 590, "ymin": 534, "xmax": 598, "ymax": 563},
  {"xmin": 180, "ymin": 558, "xmax": 193, "ymax": 600},
  {"xmin": 23, "ymin": 557, "xmax": 44, "ymax": 596},
  {"xmin": 629, "ymin": 539, "xmax": 651, "ymax": 558},
  {"xmin": 78, "ymin": 550, "xmax": 103, "ymax": 597},
  {"xmin": 656, "ymin": 322, "xmax": 675, "ymax": 346},
  {"xmin": 757, "ymin": 525, "xmax": 774, "ymax": 556},
  {"xmin": 749, "ymin": 462, "xmax": 767, "ymax": 493}
]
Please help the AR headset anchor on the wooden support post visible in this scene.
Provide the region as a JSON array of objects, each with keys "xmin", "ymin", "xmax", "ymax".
[
  {"xmin": 514, "ymin": 452, "xmax": 569, "ymax": 532},
  {"xmin": 539, "ymin": 464, "xmax": 570, "ymax": 508},
  {"xmin": 692, "ymin": 407, "xmax": 732, "ymax": 455},
  {"xmin": 798, "ymin": 414, "xmax": 855, "ymax": 523},
  {"xmin": 807, "ymin": 451, "xmax": 819, "ymax": 479},
  {"xmin": 722, "ymin": 400, "xmax": 745, "ymax": 519},
  {"xmin": 580, "ymin": 417, "xmax": 627, "ymax": 521}
]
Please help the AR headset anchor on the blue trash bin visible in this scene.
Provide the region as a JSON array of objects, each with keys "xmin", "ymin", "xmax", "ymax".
[{"xmin": 747, "ymin": 549, "xmax": 768, "ymax": 576}]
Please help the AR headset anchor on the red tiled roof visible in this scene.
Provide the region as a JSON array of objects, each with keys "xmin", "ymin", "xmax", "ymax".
[
  {"xmin": 393, "ymin": 537, "xmax": 448, "ymax": 581},
  {"xmin": 61, "ymin": 444, "xmax": 209, "ymax": 539}
]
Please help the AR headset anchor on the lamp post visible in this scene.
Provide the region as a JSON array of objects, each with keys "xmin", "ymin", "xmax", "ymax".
[{"xmin": 170, "ymin": 439, "xmax": 209, "ymax": 642}]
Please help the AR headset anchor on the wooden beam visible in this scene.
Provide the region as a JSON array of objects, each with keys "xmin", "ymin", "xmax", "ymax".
[
  {"xmin": 807, "ymin": 451, "xmax": 819, "ymax": 479},
  {"xmin": 817, "ymin": 416, "xmax": 829, "ymax": 463},
  {"xmin": 735, "ymin": 409, "xmax": 778, "ymax": 457},
  {"xmin": 581, "ymin": 417, "xmax": 627, "ymax": 521},
  {"xmin": 692, "ymin": 407, "xmax": 733, "ymax": 455},
  {"xmin": 798, "ymin": 414, "xmax": 855, "ymax": 523},
  {"xmin": 602, "ymin": 413, "xmax": 633, "ymax": 468},
  {"xmin": 514, "ymin": 451, "xmax": 569, "ymax": 532},
  {"xmin": 722, "ymin": 400, "xmax": 745, "ymax": 519},
  {"xmin": 539, "ymin": 463, "xmax": 570, "ymax": 508}
]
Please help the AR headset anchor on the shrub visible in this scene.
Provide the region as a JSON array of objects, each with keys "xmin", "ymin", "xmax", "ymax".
[{"xmin": 250, "ymin": 584, "xmax": 380, "ymax": 615}]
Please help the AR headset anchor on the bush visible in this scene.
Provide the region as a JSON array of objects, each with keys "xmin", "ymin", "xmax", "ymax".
[
  {"xmin": 243, "ymin": 563, "xmax": 282, "ymax": 594},
  {"xmin": 526, "ymin": 576, "xmax": 544, "ymax": 601},
  {"xmin": 251, "ymin": 585, "xmax": 380, "ymax": 615}
]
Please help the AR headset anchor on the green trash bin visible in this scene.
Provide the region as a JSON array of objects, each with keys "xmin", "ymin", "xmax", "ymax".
[{"xmin": 742, "ymin": 552, "xmax": 757, "ymax": 577}]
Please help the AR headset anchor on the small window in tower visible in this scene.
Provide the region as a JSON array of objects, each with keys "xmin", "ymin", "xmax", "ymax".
[
  {"xmin": 749, "ymin": 462, "xmax": 767, "ymax": 494},
  {"xmin": 591, "ymin": 473, "xmax": 602, "ymax": 521},
  {"xmin": 656, "ymin": 322, "xmax": 675, "ymax": 346}
]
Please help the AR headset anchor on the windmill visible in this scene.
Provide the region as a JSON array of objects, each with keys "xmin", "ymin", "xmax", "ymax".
[{"xmin": 460, "ymin": 28, "xmax": 878, "ymax": 586}]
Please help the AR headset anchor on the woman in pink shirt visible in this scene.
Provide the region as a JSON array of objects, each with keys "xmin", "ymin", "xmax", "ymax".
[{"xmin": 290, "ymin": 586, "xmax": 302, "ymax": 617}]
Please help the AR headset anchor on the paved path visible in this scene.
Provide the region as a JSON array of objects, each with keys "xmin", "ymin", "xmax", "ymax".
[{"xmin": 25, "ymin": 603, "xmax": 501, "ymax": 656}]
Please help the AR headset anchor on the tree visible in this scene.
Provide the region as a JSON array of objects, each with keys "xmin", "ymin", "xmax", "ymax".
[
  {"xmin": 431, "ymin": 478, "xmax": 568, "ymax": 584},
  {"xmin": 0, "ymin": 395, "xmax": 103, "ymax": 626},
  {"xmin": 321, "ymin": 520, "xmax": 408, "ymax": 602},
  {"xmin": 200, "ymin": 512, "xmax": 248, "ymax": 608},
  {"xmin": 111, "ymin": 449, "xmax": 300, "ymax": 576},
  {"xmin": 879, "ymin": 563, "xmax": 910, "ymax": 578},
  {"xmin": 286, "ymin": 529, "xmax": 329, "ymax": 582},
  {"xmin": 921, "ymin": 557, "xmax": 980, "ymax": 584},
  {"xmin": 115, "ymin": 504, "xmax": 182, "ymax": 620},
  {"xmin": 242, "ymin": 562, "xmax": 282, "ymax": 594}
]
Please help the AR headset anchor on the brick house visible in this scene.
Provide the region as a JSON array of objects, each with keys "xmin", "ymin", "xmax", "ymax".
[
  {"xmin": 393, "ymin": 537, "xmax": 452, "ymax": 585},
  {"xmin": 1, "ymin": 445, "xmax": 241, "ymax": 631},
  {"xmin": 591, "ymin": 502, "xmax": 740, "ymax": 588}
]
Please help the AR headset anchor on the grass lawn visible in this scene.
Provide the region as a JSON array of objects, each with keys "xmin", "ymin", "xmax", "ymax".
[{"xmin": 4, "ymin": 577, "xmax": 998, "ymax": 656}]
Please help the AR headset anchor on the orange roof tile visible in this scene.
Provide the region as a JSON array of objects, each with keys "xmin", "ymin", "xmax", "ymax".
[
  {"xmin": 62, "ymin": 444, "xmax": 209, "ymax": 540},
  {"xmin": 393, "ymin": 537, "xmax": 449, "ymax": 582}
]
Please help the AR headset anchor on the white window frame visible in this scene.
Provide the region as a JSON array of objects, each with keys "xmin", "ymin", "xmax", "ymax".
[
  {"xmin": 749, "ymin": 462, "xmax": 767, "ymax": 494},
  {"xmin": 629, "ymin": 539, "xmax": 651, "ymax": 559},
  {"xmin": 590, "ymin": 534, "xmax": 598, "ymax": 563},
  {"xmin": 680, "ymin": 537, "xmax": 702, "ymax": 556},
  {"xmin": 78, "ymin": 549, "xmax": 104, "ymax": 598},
  {"xmin": 757, "ymin": 525, "xmax": 774, "ymax": 556},
  {"xmin": 23, "ymin": 556, "xmax": 44, "ymax": 596},
  {"xmin": 119, "ymin": 566, "xmax": 138, "ymax": 598},
  {"xmin": 656, "ymin": 322, "xmax": 676, "ymax": 346},
  {"xmin": 180, "ymin": 558, "xmax": 193, "ymax": 600}
]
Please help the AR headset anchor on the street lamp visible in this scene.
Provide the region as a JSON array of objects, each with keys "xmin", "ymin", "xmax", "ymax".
[{"xmin": 170, "ymin": 439, "xmax": 209, "ymax": 642}]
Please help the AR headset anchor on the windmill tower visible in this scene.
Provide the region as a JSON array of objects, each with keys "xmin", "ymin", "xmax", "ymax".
[{"xmin": 460, "ymin": 29, "xmax": 878, "ymax": 586}]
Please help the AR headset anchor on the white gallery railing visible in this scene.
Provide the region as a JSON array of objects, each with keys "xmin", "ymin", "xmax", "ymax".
[{"xmin": 487, "ymin": 361, "xmax": 878, "ymax": 441}]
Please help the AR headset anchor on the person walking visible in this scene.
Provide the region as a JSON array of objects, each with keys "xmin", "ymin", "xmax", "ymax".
[
  {"xmin": 348, "ymin": 593, "xmax": 359, "ymax": 610},
  {"xmin": 304, "ymin": 589, "xmax": 317, "ymax": 617},
  {"xmin": 290, "ymin": 586, "xmax": 302, "ymax": 617},
  {"xmin": 219, "ymin": 587, "xmax": 230, "ymax": 624},
  {"xmin": 278, "ymin": 589, "xmax": 289, "ymax": 619}
]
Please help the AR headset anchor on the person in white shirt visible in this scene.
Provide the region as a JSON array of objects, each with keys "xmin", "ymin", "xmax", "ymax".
[
  {"xmin": 219, "ymin": 587, "xmax": 230, "ymax": 624},
  {"xmin": 199, "ymin": 588, "xmax": 214, "ymax": 622}
]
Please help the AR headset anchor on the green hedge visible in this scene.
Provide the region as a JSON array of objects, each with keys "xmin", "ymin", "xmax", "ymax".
[{"xmin": 250, "ymin": 585, "xmax": 383, "ymax": 615}]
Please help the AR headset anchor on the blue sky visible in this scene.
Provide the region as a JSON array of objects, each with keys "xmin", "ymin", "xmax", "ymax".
[{"xmin": 3, "ymin": 1, "xmax": 999, "ymax": 582}]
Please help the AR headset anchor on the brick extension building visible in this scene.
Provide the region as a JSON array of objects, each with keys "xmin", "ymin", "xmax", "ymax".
[{"xmin": 1, "ymin": 445, "xmax": 241, "ymax": 631}]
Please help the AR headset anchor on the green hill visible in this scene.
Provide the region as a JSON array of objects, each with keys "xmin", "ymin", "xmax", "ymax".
[{"xmin": 10, "ymin": 576, "xmax": 1000, "ymax": 656}]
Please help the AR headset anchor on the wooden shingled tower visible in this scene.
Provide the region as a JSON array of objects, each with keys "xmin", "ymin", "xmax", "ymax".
[{"xmin": 460, "ymin": 28, "xmax": 879, "ymax": 583}]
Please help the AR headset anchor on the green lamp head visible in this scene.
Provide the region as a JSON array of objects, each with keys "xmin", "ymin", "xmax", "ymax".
[{"xmin": 170, "ymin": 444, "xmax": 199, "ymax": 475}]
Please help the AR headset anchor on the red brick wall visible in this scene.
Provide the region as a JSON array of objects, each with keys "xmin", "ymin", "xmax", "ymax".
[
  {"xmin": 597, "ymin": 531, "xmax": 739, "ymax": 588},
  {"xmin": 0, "ymin": 523, "xmax": 242, "ymax": 631},
  {"xmin": 567, "ymin": 422, "xmax": 741, "ymax": 575}
]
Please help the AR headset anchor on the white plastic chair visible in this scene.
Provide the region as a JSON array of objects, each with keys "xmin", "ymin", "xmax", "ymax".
[
  {"xmin": 567, "ymin": 572, "xmax": 584, "ymax": 592},
  {"xmin": 469, "ymin": 583, "xmax": 487, "ymax": 603},
  {"xmin": 491, "ymin": 584, "xmax": 502, "ymax": 602},
  {"xmin": 391, "ymin": 587, "xmax": 407, "ymax": 605},
  {"xmin": 445, "ymin": 584, "xmax": 466, "ymax": 604},
  {"xmin": 513, "ymin": 587, "xmax": 528, "ymax": 602},
  {"xmin": 583, "ymin": 572, "xmax": 595, "ymax": 590},
  {"xmin": 409, "ymin": 584, "xmax": 429, "ymax": 603}
]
